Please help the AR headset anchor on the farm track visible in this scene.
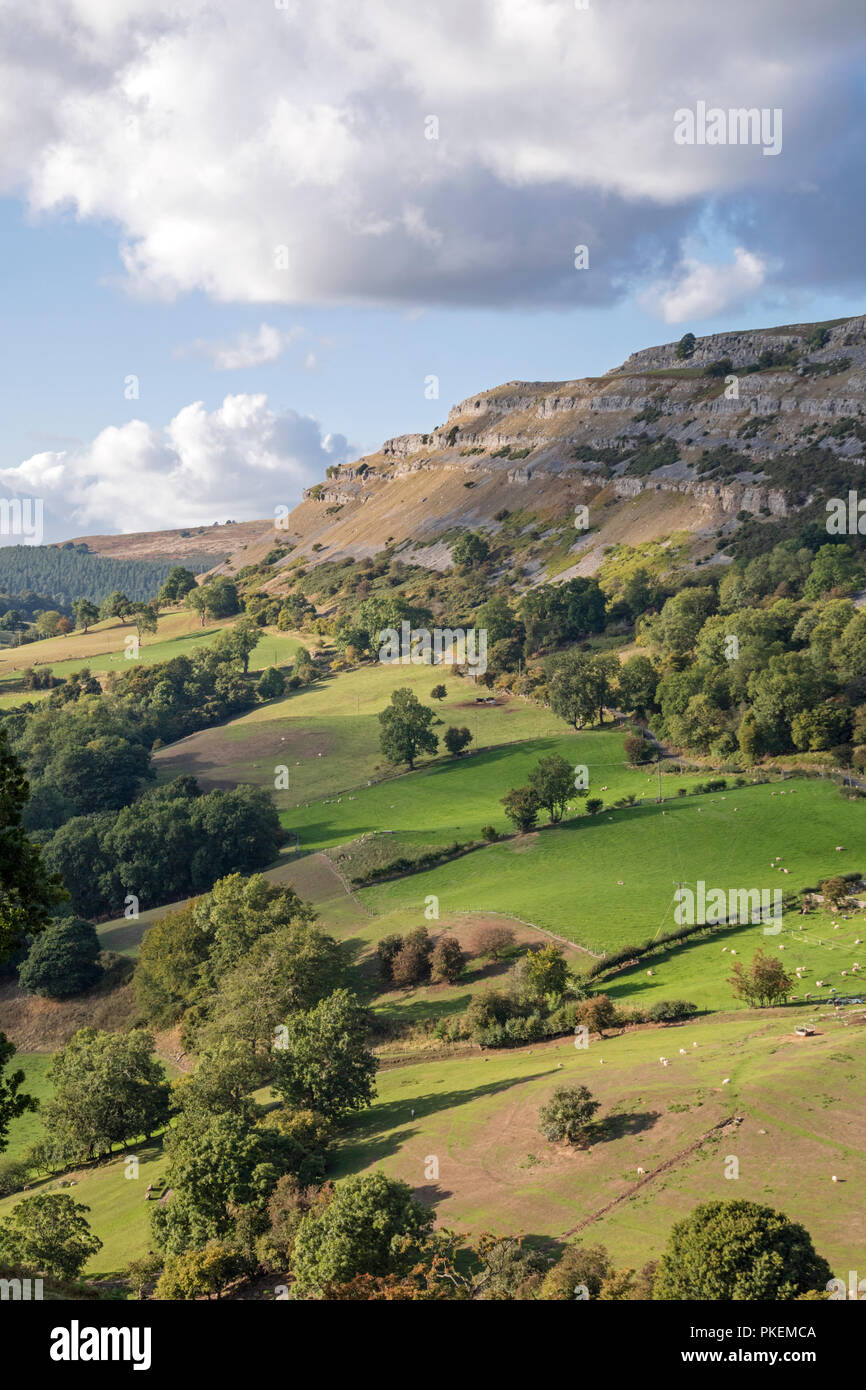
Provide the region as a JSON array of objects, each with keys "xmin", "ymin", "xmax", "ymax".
[{"xmin": 559, "ymin": 1113, "xmax": 738, "ymax": 1239}]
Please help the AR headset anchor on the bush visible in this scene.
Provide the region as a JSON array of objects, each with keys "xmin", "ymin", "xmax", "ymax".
[
  {"xmin": 257, "ymin": 666, "xmax": 287, "ymax": 700},
  {"xmin": 646, "ymin": 999, "xmax": 698, "ymax": 1023},
  {"xmin": 480, "ymin": 824, "xmax": 499, "ymax": 842},
  {"xmin": 444, "ymin": 726, "xmax": 472, "ymax": 756}
]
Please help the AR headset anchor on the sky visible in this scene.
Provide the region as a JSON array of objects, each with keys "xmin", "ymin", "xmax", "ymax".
[{"xmin": 0, "ymin": 0, "xmax": 865, "ymax": 543}]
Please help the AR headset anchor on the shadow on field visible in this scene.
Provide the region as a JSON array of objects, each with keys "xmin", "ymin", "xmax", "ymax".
[
  {"xmin": 594, "ymin": 1110, "xmax": 661, "ymax": 1143},
  {"xmin": 336, "ymin": 1072, "xmax": 553, "ymax": 1169}
]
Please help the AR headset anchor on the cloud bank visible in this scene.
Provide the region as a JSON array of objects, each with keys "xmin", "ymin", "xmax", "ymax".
[
  {"xmin": 1, "ymin": 0, "xmax": 864, "ymax": 316},
  {"xmin": 0, "ymin": 395, "xmax": 356, "ymax": 538}
]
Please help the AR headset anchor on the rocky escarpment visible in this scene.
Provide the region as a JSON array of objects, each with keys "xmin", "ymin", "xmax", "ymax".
[{"xmin": 271, "ymin": 312, "xmax": 866, "ymax": 581}]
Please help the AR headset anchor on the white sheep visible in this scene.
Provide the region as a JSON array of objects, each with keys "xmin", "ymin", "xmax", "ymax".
[
  {"xmin": 679, "ymin": 1048, "xmax": 686, "ymax": 1054},
  {"xmin": 722, "ymin": 1078, "xmax": 731, "ymax": 1085},
  {"xmin": 636, "ymin": 1166, "xmax": 646, "ymax": 1175}
]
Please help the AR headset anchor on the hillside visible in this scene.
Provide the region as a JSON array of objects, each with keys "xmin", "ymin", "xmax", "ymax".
[
  {"xmin": 194, "ymin": 314, "xmax": 866, "ymax": 591},
  {"xmin": 64, "ymin": 518, "xmax": 273, "ymax": 565}
]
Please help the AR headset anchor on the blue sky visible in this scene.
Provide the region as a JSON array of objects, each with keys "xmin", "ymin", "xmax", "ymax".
[{"xmin": 0, "ymin": 1, "xmax": 864, "ymax": 541}]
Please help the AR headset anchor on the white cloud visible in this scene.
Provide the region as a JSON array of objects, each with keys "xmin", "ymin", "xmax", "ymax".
[
  {"xmin": 641, "ymin": 247, "xmax": 768, "ymax": 324},
  {"xmin": 0, "ymin": 0, "xmax": 863, "ymax": 309},
  {"xmin": 0, "ymin": 395, "xmax": 356, "ymax": 537},
  {"xmin": 179, "ymin": 323, "xmax": 304, "ymax": 370}
]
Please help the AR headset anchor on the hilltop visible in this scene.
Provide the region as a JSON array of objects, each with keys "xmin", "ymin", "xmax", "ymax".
[{"xmin": 197, "ymin": 313, "xmax": 866, "ymax": 591}]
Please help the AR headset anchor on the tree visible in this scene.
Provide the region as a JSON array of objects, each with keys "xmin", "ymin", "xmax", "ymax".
[
  {"xmin": 99, "ymin": 590, "xmax": 133, "ymax": 625},
  {"xmin": 430, "ymin": 684, "xmax": 447, "ymax": 701},
  {"xmin": 271, "ymin": 989, "xmax": 377, "ymax": 1120},
  {"xmin": 35, "ymin": 610, "xmax": 62, "ymax": 638},
  {"xmin": 18, "ymin": 917, "xmax": 102, "ymax": 998},
  {"xmin": 728, "ymin": 950, "xmax": 794, "ymax": 1009},
  {"xmin": 820, "ymin": 876, "xmax": 849, "ymax": 909},
  {"xmin": 291, "ymin": 1173, "xmax": 434, "ymax": 1295},
  {"xmin": 548, "ymin": 649, "xmax": 618, "ymax": 728},
  {"xmin": 257, "ymin": 666, "xmax": 286, "ymax": 700},
  {"xmin": 443, "ymin": 725, "xmax": 472, "ymax": 756},
  {"xmin": 0, "ymin": 1192, "xmax": 102, "ymax": 1278},
  {"xmin": 0, "ymin": 1033, "xmax": 37, "ymax": 1156},
  {"xmin": 151, "ymin": 1106, "xmax": 318, "ymax": 1254},
  {"xmin": 470, "ymin": 923, "xmax": 515, "ymax": 960},
  {"xmin": 450, "ymin": 531, "xmax": 490, "ymax": 570},
  {"xmin": 390, "ymin": 929, "xmax": 432, "ymax": 989},
  {"xmin": 675, "ymin": 332, "xmax": 696, "ymax": 360},
  {"xmin": 577, "ymin": 993, "xmax": 617, "ymax": 1036},
  {"xmin": 154, "ymin": 1241, "xmax": 242, "ymax": 1300},
  {"xmin": 43, "ymin": 1028, "xmax": 171, "ymax": 1163},
  {"xmin": 378, "ymin": 687, "xmax": 438, "ymax": 770},
  {"xmin": 501, "ymin": 786, "xmax": 540, "ymax": 833},
  {"xmin": 617, "ymin": 653, "xmax": 658, "ymax": 714},
  {"xmin": 430, "ymin": 935, "xmax": 465, "ymax": 984},
  {"xmin": 654, "ymin": 1200, "xmax": 832, "ymax": 1301},
  {"xmin": 128, "ymin": 602, "xmax": 159, "ymax": 644},
  {"xmin": 134, "ymin": 902, "xmax": 212, "ymax": 1026},
  {"xmin": 528, "ymin": 753, "xmax": 574, "ymax": 822},
  {"xmin": 212, "ymin": 615, "xmax": 261, "ymax": 674},
  {"xmin": 0, "ymin": 728, "xmax": 64, "ymax": 962},
  {"xmin": 538, "ymin": 1085, "xmax": 601, "ymax": 1143},
  {"xmin": 623, "ymin": 732, "xmax": 652, "ymax": 765},
  {"xmin": 525, "ymin": 943, "xmax": 569, "ymax": 998},
  {"xmin": 72, "ymin": 599, "xmax": 99, "ymax": 633},
  {"xmin": 158, "ymin": 566, "xmax": 198, "ymax": 605},
  {"xmin": 540, "ymin": 1243, "xmax": 613, "ymax": 1300},
  {"xmin": 376, "ymin": 934, "xmax": 406, "ymax": 987},
  {"xmin": 125, "ymin": 1251, "xmax": 164, "ymax": 1300}
]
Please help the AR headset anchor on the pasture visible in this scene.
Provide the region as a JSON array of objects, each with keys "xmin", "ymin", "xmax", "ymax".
[
  {"xmin": 358, "ymin": 778, "xmax": 864, "ymax": 956},
  {"xmin": 334, "ymin": 1008, "xmax": 866, "ymax": 1278}
]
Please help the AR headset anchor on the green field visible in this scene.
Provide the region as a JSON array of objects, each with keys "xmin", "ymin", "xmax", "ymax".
[
  {"xmin": 1, "ymin": 1053, "xmax": 54, "ymax": 1162},
  {"xmin": 331, "ymin": 1008, "xmax": 866, "ymax": 1276},
  {"xmin": 0, "ymin": 611, "xmax": 303, "ymax": 692},
  {"xmin": 154, "ymin": 660, "xmax": 575, "ymax": 802},
  {"xmin": 358, "ymin": 778, "xmax": 864, "ymax": 956},
  {"xmin": 0, "ymin": 1143, "xmax": 169, "ymax": 1279}
]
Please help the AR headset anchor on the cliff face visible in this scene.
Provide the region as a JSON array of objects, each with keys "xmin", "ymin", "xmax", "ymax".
[{"xmin": 234, "ymin": 313, "xmax": 866, "ymax": 585}]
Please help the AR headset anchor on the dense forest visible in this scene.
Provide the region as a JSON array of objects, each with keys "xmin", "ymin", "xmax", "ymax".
[{"xmin": 0, "ymin": 545, "xmax": 210, "ymax": 606}]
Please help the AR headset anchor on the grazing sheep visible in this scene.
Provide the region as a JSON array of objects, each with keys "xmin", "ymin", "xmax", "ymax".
[
  {"xmin": 693, "ymin": 1042, "xmax": 697, "ymax": 1047},
  {"xmin": 832, "ymin": 1175, "xmax": 839, "ymax": 1182},
  {"xmin": 636, "ymin": 1166, "xmax": 646, "ymax": 1175},
  {"xmin": 836, "ymin": 846, "xmax": 845, "ymax": 852},
  {"xmin": 679, "ymin": 1048, "xmax": 686, "ymax": 1054},
  {"xmin": 722, "ymin": 1078, "xmax": 731, "ymax": 1085}
]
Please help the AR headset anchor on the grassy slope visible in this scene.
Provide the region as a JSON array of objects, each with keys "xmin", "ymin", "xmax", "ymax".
[
  {"xmin": 359, "ymin": 779, "xmax": 863, "ymax": 956},
  {"xmin": 332, "ymin": 1009, "xmax": 866, "ymax": 1277},
  {"xmin": 0, "ymin": 610, "xmax": 303, "ymax": 691}
]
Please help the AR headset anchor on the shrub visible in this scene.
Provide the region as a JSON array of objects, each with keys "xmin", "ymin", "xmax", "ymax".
[{"xmin": 646, "ymin": 999, "xmax": 698, "ymax": 1023}]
